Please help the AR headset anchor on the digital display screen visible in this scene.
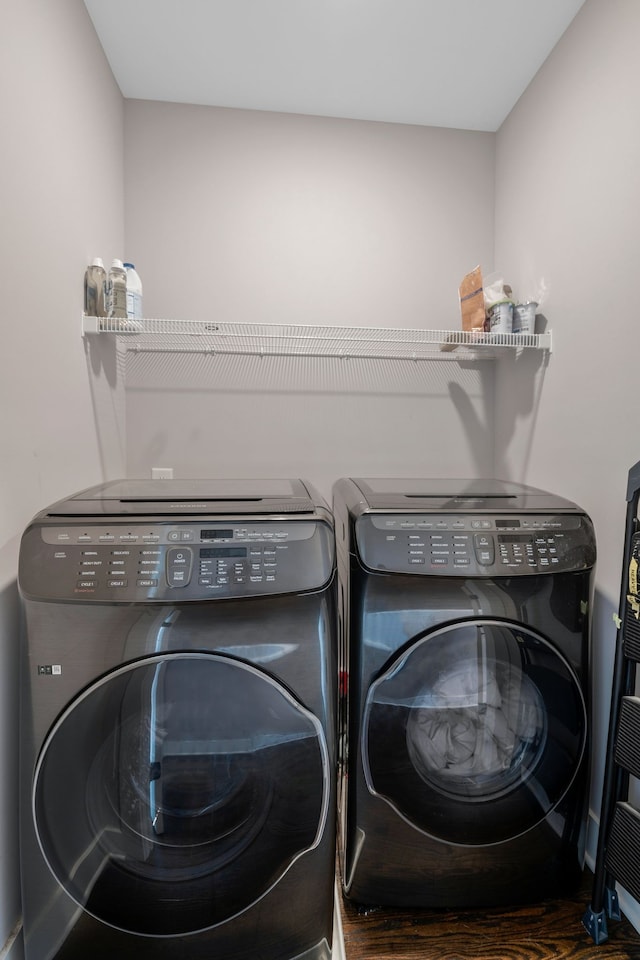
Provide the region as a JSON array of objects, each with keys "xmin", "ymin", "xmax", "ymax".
[
  {"xmin": 497, "ymin": 534, "xmax": 533, "ymax": 544},
  {"xmin": 200, "ymin": 547, "xmax": 247, "ymax": 559},
  {"xmin": 495, "ymin": 519, "xmax": 520, "ymax": 528},
  {"xmin": 201, "ymin": 529, "xmax": 234, "ymax": 541}
]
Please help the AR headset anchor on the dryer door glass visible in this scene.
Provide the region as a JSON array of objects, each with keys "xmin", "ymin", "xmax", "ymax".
[
  {"xmin": 363, "ymin": 619, "xmax": 586, "ymax": 844},
  {"xmin": 33, "ymin": 653, "xmax": 329, "ymax": 936}
]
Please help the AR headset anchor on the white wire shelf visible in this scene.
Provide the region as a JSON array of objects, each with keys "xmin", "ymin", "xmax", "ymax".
[{"xmin": 82, "ymin": 316, "xmax": 552, "ymax": 360}]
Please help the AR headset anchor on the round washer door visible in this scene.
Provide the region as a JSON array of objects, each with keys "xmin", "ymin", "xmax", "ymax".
[
  {"xmin": 363, "ymin": 619, "xmax": 586, "ymax": 845},
  {"xmin": 33, "ymin": 653, "xmax": 329, "ymax": 936}
]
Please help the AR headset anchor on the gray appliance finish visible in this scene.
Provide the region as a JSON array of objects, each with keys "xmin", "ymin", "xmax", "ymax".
[
  {"xmin": 19, "ymin": 479, "xmax": 337, "ymax": 960},
  {"xmin": 333, "ymin": 477, "xmax": 596, "ymax": 909}
]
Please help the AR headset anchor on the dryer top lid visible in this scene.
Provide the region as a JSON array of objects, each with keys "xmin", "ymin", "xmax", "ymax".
[
  {"xmin": 40, "ymin": 478, "xmax": 324, "ymax": 517},
  {"xmin": 344, "ymin": 477, "xmax": 585, "ymax": 513}
]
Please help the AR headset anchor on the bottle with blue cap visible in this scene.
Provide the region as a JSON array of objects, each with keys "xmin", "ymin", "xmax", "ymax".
[{"xmin": 123, "ymin": 262, "xmax": 143, "ymax": 320}]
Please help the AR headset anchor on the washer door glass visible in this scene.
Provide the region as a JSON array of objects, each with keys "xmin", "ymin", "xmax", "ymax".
[
  {"xmin": 363, "ymin": 619, "xmax": 586, "ymax": 845},
  {"xmin": 33, "ymin": 653, "xmax": 329, "ymax": 936}
]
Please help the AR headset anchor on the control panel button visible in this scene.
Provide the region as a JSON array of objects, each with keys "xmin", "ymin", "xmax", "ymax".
[
  {"xmin": 473, "ymin": 533, "xmax": 495, "ymax": 565},
  {"xmin": 166, "ymin": 547, "xmax": 193, "ymax": 588}
]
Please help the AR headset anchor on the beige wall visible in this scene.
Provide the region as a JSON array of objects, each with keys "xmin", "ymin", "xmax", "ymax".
[
  {"xmin": 494, "ymin": 0, "xmax": 640, "ymax": 922},
  {"xmin": 121, "ymin": 101, "xmax": 497, "ymax": 497},
  {"xmin": 0, "ymin": 0, "xmax": 124, "ymax": 953},
  {"xmin": 124, "ymin": 101, "xmax": 495, "ymax": 326}
]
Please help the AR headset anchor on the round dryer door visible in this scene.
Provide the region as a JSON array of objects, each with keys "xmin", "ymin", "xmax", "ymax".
[
  {"xmin": 363, "ymin": 619, "xmax": 586, "ymax": 845},
  {"xmin": 33, "ymin": 653, "xmax": 329, "ymax": 936}
]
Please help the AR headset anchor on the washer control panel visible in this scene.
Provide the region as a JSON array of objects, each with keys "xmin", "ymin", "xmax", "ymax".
[
  {"xmin": 355, "ymin": 514, "xmax": 596, "ymax": 576},
  {"xmin": 20, "ymin": 520, "xmax": 334, "ymax": 601}
]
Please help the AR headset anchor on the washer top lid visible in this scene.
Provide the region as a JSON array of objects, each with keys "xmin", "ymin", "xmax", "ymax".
[
  {"xmin": 42, "ymin": 478, "xmax": 321, "ymax": 517},
  {"xmin": 347, "ymin": 477, "xmax": 584, "ymax": 513}
]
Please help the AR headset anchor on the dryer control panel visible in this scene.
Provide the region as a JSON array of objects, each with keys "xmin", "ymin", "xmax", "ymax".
[
  {"xmin": 19, "ymin": 520, "xmax": 335, "ymax": 602},
  {"xmin": 355, "ymin": 513, "xmax": 596, "ymax": 576}
]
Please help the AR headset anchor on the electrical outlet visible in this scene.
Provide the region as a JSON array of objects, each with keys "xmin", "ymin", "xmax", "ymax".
[{"xmin": 151, "ymin": 467, "xmax": 174, "ymax": 480}]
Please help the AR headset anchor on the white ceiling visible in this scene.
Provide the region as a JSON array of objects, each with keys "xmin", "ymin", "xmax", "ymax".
[{"xmin": 84, "ymin": 0, "xmax": 585, "ymax": 132}]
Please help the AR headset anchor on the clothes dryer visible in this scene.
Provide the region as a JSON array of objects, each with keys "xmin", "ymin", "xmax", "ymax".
[
  {"xmin": 19, "ymin": 479, "xmax": 337, "ymax": 960},
  {"xmin": 333, "ymin": 477, "xmax": 596, "ymax": 909}
]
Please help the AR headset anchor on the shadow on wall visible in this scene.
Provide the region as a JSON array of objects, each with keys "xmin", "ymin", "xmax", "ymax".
[
  {"xmin": 83, "ymin": 337, "xmax": 127, "ymax": 480},
  {"xmin": 449, "ymin": 343, "xmax": 551, "ymax": 481},
  {"xmin": 447, "ymin": 361, "xmax": 494, "ymax": 475},
  {"xmin": 117, "ymin": 347, "xmax": 486, "ymax": 396},
  {"xmin": 84, "ymin": 339, "xmax": 496, "ymax": 488},
  {"xmin": 589, "ymin": 587, "xmax": 618, "ymax": 797}
]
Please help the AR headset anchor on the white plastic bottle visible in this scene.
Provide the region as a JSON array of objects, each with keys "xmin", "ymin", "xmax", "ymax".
[
  {"xmin": 123, "ymin": 262, "xmax": 143, "ymax": 320},
  {"xmin": 107, "ymin": 259, "xmax": 127, "ymax": 320},
  {"xmin": 84, "ymin": 257, "xmax": 107, "ymax": 318}
]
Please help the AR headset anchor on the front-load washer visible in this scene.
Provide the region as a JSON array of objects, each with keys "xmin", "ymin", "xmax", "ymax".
[
  {"xmin": 18, "ymin": 479, "xmax": 337, "ymax": 960},
  {"xmin": 333, "ymin": 477, "xmax": 596, "ymax": 909}
]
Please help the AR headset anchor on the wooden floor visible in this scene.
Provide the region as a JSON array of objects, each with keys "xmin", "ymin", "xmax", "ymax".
[{"xmin": 339, "ymin": 873, "xmax": 640, "ymax": 960}]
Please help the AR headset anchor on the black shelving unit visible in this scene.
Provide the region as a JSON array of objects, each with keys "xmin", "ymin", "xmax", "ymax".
[{"xmin": 584, "ymin": 460, "xmax": 640, "ymax": 943}]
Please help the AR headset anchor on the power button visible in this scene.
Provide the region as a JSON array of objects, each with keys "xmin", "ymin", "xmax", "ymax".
[
  {"xmin": 473, "ymin": 533, "xmax": 495, "ymax": 566},
  {"xmin": 166, "ymin": 547, "xmax": 193, "ymax": 587}
]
